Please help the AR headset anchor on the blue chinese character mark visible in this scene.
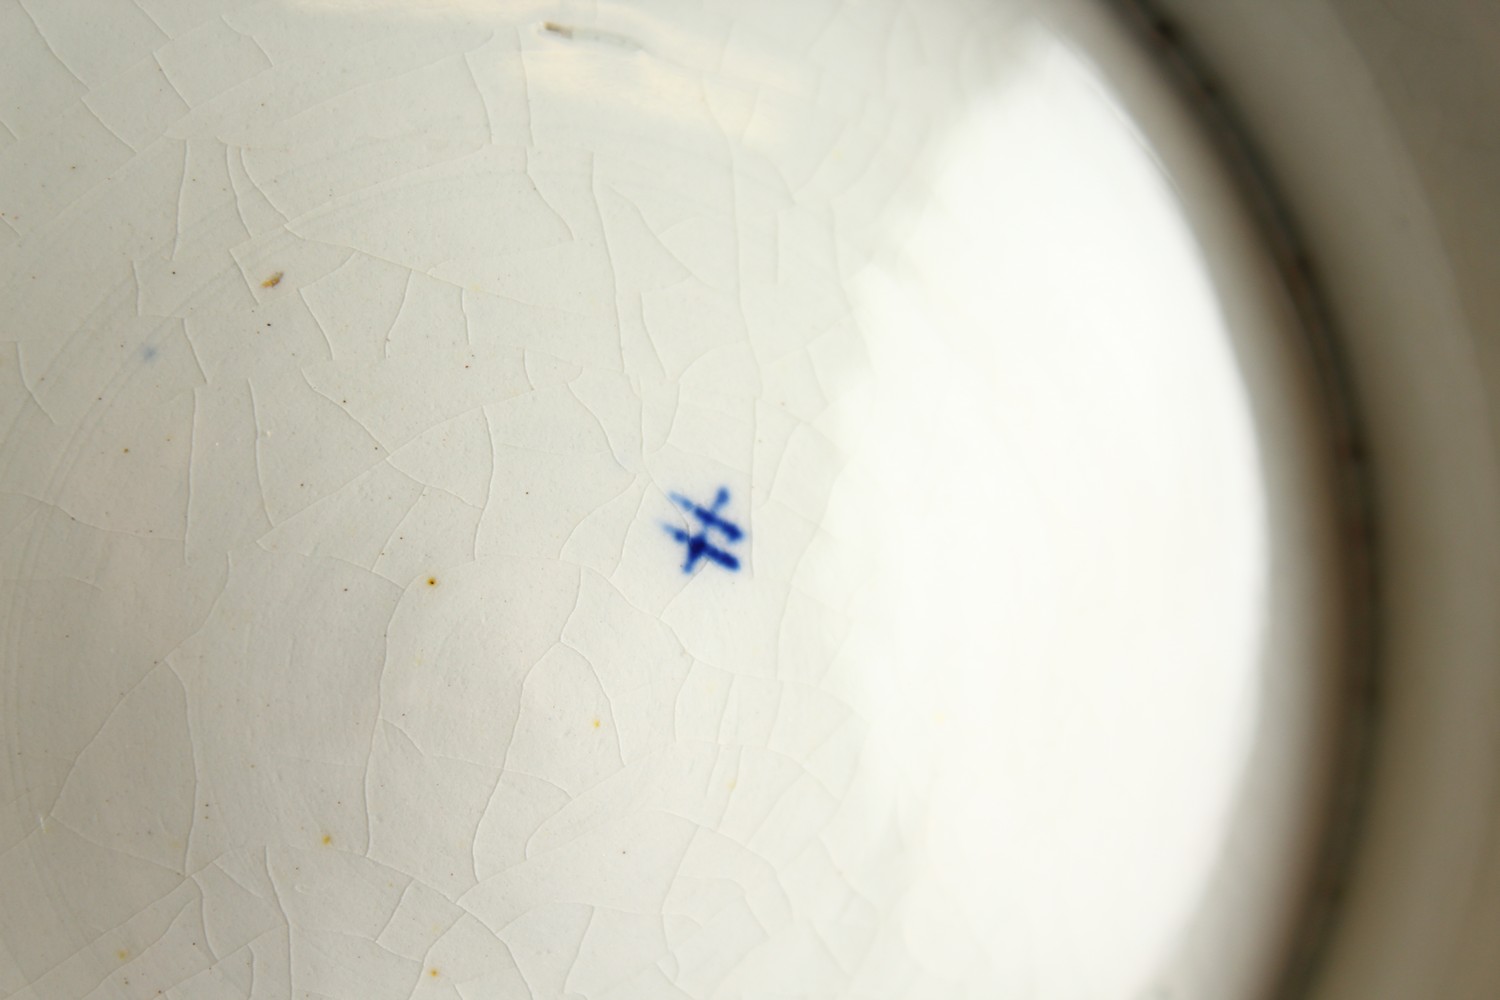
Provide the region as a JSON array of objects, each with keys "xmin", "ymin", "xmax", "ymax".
[{"xmin": 664, "ymin": 487, "xmax": 743, "ymax": 574}]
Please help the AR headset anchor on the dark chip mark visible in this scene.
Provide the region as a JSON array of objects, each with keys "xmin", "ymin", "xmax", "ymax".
[{"xmin": 540, "ymin": 21, "xmax": 643, "ymax": 52}]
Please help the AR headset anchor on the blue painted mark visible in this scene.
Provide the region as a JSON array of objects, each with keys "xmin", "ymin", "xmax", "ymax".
[
  {"xmin": 140, "ymin": 345, "xmax": 159, "ymax": 362},
  {"xmin": 664, "ymin": 487, "xmax": 743, "ymax": 573}
]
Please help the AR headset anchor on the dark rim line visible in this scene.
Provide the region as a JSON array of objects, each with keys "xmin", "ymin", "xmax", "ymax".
[{"xmin": 1105, "ymin": 4, "xmax": 1382, "ymax": 998}]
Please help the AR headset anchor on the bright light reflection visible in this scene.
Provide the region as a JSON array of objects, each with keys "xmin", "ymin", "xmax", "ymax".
[{"xmin": 841, "ymin": 29, "xmax": 1268, "ymax": 998}]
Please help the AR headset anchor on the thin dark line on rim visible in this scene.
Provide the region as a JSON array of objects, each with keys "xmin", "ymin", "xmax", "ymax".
[{"xmin": 1104, "ymin": 3, "xmax": 1382, "ymax": 998}]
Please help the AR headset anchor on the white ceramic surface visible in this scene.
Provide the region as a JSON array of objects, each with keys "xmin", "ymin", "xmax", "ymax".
[{"xmin": 0, "ymin": 2, "xmax": 1345, "ymax": 998}]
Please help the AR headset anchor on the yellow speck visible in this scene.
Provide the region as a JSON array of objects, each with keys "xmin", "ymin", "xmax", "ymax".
[
  {"xmin": 727, "ymin": 779, "xmax": 737, "ymax": 790},
  {"xmin": 115, "ymin": 949, "xmax": 129, "ymax": 961},
  {"xmin": 261, "ymin": 271, "xmax": 283, "ymax": 288},
  {"xmin": 429, "ymin": 968, "xmax": 440, "ymax": 978},
  {"xmin": 321, "ymin": 834, "xmax": 332, "ymax": 845},
  {"xmin": 591, "ymin": 718, "xmax": 601, "ymax": 729}
]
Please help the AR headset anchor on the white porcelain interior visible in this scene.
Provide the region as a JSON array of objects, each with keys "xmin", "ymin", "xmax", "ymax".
[{"xmin": 0, "ymin": 2, "xmax": 1357, "ymax": 998}]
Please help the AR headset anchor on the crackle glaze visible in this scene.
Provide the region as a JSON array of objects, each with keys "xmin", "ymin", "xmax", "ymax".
[{"xmin": 0, "ymin": 2, "xmax": 1343, "ymax": 998}]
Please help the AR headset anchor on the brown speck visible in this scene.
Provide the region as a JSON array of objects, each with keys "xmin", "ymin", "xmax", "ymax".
[
  {"xmin": 122, "ymin": 448, "xmax": 129, "ymax": 453},
  {"xmin": 261, "ymin": 271, "xmax": 284, "ymax": 288},
  {"xmin": 426, "ymin": 576, "xmax": 438, "ymax": 587}
]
